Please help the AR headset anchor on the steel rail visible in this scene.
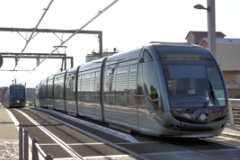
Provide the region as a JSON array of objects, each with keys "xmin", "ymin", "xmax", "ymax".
[
  {"xmin": 16, "ymin": 109, "xmax": 85, "ymax": 160},
  {"xmin": 35, "ymin": 108, "xmax": 148, "ymax": 160}
]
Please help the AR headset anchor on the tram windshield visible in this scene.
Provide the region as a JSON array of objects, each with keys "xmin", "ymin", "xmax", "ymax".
[
  {"xmin": 158, "ymin": 49, "xmax": 227, "ymax": 108},
  {"xmin": 10, "ymin": 88, "xmax": 25, "ymax": 98}
]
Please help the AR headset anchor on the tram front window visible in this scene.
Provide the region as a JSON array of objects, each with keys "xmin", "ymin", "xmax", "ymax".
[
  {"xmin": 11, "ymin": 89, "xmax": 25, "ymax": 98},
  {"xmin": 159, "ymin": 51, "xmax": 227, "ymax": 108}
]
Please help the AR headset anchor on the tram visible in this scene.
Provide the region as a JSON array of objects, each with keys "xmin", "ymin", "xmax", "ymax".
[
  {"xmin": 35, "ymin": 42, "xmax": 229, "ymax": 137},
  {"xmin": 4, "ymin": 84, "xmax": 26, "ymax": 108}
]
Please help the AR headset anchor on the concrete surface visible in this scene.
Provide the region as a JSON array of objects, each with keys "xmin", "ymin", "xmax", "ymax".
[{"xmin": 0, "ymin": 107, "xmax": 18, "ymax": 160}]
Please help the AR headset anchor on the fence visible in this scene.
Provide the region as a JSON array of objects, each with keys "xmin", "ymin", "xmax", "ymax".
[
  {"xmin": 19, "ymin": 124, "xmax": 54, "ymax": 160},
  {"xmin": 228, "ymin": 99, "xmax": 240, "ymax": 128}
]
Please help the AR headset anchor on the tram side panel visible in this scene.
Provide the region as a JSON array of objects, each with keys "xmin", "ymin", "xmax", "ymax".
[
  {"xmin": 77, "ymin": 60, "xmax": 103, "ymax": 121},
  {"xmin": 53, "ymin": 72, "xmax": 66, "ymax": 112},
  {"xmin": 35, "ymin": 84, "xmax": 41, "ymax": 107},
  {"xmin": 39, "ymin": 80, "xmax": 48, "ymax": 107},
  {"xmin": 46, "ymin": 76, "xmax": 54, "ymax": 109},
  {"xmin": 103, "ymin": 51, "xmax": 140, "ymax": 131},
  {"xmin": 137, "ymin": 48, "xmax": 178, "ymax": 136},
  {"xmin": 65, "ymin": 68, "xmax": 78, "ymax": 116}
]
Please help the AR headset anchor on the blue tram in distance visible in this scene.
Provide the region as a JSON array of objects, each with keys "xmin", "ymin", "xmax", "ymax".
[
  {"xmin": 7, "ymin": 84, "xmax": 26, "ymax": 108},
  {"xmin": 35, "ymin": 42, "xmax": 229, "ymax": 137}
]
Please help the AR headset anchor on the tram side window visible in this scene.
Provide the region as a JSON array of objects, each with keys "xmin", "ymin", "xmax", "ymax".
[
  {"xmin": 54, "ymin": 78, "xmax": 60, "ymax": 99},
  {"xmin": 41, "ymin": 81, "xmax": 47, "ymax": 99},
  {"xmin": 78, "ymin": 74, "xmax": 83, "ymax": 101},
  {"xmin": 116, "ymin": 67, "xmax": 128, "ymax": 106},
  {"xmin": 81, "ymin": 74, "xmax": 87, "ymax": 102},
  {"xmin": 89, "ymin": 72, "xmax": 95, "ymax": 103},
  {"xmin": 66, "ymin": 74, "xmax": 75, "ymax": 99},
  {"xmin": 81, "ymin": 72, "xmax": 94, "ymax": 103},
  {"xmin": 94, "ymin": 72, "xmax": 100, "ymax": 104},
  {"xmin": 39, "ymin": 84, "xmax": 44, "ymax": 99},
  {"xmin": 128, "ymin": 65, "xmax": 137, "ymax": 105},
  {"xmin": 59, "ymin": 77, "xmax": 64, "ymax": 99},
  {"xmin": 54, "ymin": 76, "xmax": 64, "ymax": 99},
  {"xmin": 143, "ymin": 50, "xmax": 153, "ymax": 62},
  {"xmin": 105, "ymin": 68, "xmax": 116, "ymax": 105},
  {"xmin": 143, "ymin": 53, "xmax": 161, "ymax": 110},
  {"xmin": 207, "ymin": 67, "xmax": 226, "ymax": 106},
  {"xmin": 47, "ymin": 79, "xmax": 53, "ymax": 98}
]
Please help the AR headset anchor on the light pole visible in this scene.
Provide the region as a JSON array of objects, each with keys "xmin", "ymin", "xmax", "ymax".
[{"xmin": 194, "ymin": 0, "xmax": 216, "ymax": 57}]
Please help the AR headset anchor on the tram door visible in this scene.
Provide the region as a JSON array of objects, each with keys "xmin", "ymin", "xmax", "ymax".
[{"xmin": 137, "ymin": 50, "xmax": 164, "ymax": 134}]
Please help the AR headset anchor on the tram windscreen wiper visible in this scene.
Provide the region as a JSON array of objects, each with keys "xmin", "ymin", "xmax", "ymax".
[{"xmin": 208, "ymin": 81, "xmax": 216, "ymax": 104}]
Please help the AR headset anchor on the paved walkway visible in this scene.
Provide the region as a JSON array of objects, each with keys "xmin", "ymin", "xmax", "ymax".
[
  {"xmin": 0, "ymin": 107, "xmax": 240, "ymax": 160},
  {"xmin": 222, "ymin": 124, "xmax": 240, "ymax": 139},
  {"xmin": 0, "ymin": 107, "xmax": 18, "ymax": 160}
]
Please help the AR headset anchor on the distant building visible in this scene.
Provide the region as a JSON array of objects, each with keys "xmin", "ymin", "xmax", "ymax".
[
  {"xmin": 185, "ymin": 31, "xmax": 225, "ymax": 45},
  {"xmin": 86, "ymin": 48, "xmax": 118, "ymax": 63},
  {"xmin": 186, "ymin": 31, "xmax": 240, "ymax": 98},
  {"xmin": 0, "ymin": 87, "xmax": 8, "ymax": 103},
  {"xmin": 201, "ymin": 38, "xmax": 240, "ymax": 97}
]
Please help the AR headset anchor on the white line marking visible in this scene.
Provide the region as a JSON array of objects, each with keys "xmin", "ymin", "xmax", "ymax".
[
  {"xmin": 222, "ymin": 131, "xmax": 240, "ymax": 138},
  {"xmin": 16, "ymin": 109, "xmax": 84, "ymax": 160},
  {"xmin": 141, "ymin": 150, "xmax": 194, "ymax": 156},
  {"xmin": 6, "ymin": 109, "xmax": 19, "ymax": 130},
  {"xmin": 7, "ymin": 109, "xmax": 35, "ymax": 159},
  {"xmin": 68, "ymin": 142, "xmax": 104, "ymax": 146},
  {"xmin": 83, "ymin": 154, "xmax": 133, "ymax": 160},
  {"xmin": 39, "ymin": 142, "xmax": 105, "ymax": 146},
  {"xmin": 34, "ymin": 108, "xmax": 145, "ymax": 160},
  {"xmin": 116, "ymin": 141, "xmax": 158, "ymax": 145},
  {"xmin": 35, "ymin": 108, "xmax": 139, "ymax": 143},
  {"xmin": 218, "ymin": 136, "xmax": 240, "ymax": 142},
  {"xmin": 54, "ymin": 158, "xmax": 76, "ymax": 160}
]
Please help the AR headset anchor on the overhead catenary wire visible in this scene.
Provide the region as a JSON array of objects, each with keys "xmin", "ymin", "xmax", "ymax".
[
  {"xmin": 13, "ymin": 0, "xmax": 55, "ymax": 71},
  {"xmin": 32, "ymin": 0, "xmax": 120, "ymax": 71}
]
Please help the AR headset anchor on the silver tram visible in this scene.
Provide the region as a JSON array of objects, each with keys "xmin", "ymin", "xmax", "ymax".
[{"xmin": 35, "ymin": 42, "xmax": 229, "ymax": 137}]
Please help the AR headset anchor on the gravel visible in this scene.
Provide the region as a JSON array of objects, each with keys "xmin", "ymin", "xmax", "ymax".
[{"xmin": 0, "ymin": 139, "xmax": 19, "ymax": 160}]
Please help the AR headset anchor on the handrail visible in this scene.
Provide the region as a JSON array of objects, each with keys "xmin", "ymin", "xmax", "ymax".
[
  {"xmin": 228, "ymin": 99, "xmax": 240, "ymax": 128},
  {"xmin": 19, "ymin": 124, "xmax": 54, "ymax": 160}
]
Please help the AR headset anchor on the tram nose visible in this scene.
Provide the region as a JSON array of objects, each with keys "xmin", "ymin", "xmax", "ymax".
[{"xmin": 171, "ymin": 107, "xmax": 228, "ymax": 124}]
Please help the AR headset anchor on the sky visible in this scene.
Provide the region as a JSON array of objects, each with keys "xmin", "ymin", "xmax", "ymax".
[{"xmin": 0, "ymin": 0, "xmax": 239, "ymax": 88}]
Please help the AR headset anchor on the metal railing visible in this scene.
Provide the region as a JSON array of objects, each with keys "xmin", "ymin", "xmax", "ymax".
[
  {"xmin": 19, "ymin": 124, "xmax": 54, "ymax": 160},
  {"xmin": 228, "ymin": 98, "xmax": 240, "ymax": 128}
]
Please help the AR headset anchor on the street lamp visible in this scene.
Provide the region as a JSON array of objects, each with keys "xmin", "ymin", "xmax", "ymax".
[
  {"xmin": 194, "ymin": 0, "xmax": 216, "ymax": 58},
  {"xmin": 194, "ymin": 4, "xmax": 208, "ymax": 10}
]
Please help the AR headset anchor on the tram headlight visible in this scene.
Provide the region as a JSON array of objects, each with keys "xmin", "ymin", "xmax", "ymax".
[{"xmin": 198, "ymin": 113, "xmax": 208, "ymax": 122}]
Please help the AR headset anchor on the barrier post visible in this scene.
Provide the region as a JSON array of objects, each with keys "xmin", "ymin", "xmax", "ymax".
[
  {"xmin": 19, "ymin": 124, "xmax": 23, "ymax": 160},
  {"xmin": 45, "ymin": 154, "xmax": 54, "ymax": 160},
  {"xmin": 32, "ymin": 138, "xmax": 39, "ymax": 160},
  {"xmin": 229, "ymin": 100, "xmax": 235, "ymax": 127},
  {"xmin": 23, "ymin": 129, "xmax": 29, "ymax": 160}
]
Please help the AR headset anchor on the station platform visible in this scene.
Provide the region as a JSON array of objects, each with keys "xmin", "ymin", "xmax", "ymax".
[
  {"xmin": 0, "ymin": 107, "xmax": 240, "ymax": 159},
  {"xmin": 0, "ymin": 107, "xmax": 19, "ymax": 159},
  {"xmin": 222, "ymin": 125, "xmax": 240, "ymax": 139}
]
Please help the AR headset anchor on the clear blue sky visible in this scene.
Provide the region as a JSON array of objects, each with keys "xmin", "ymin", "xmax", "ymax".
[{"xmin": 0, "ymin": 0, "xmax": 239, "ymax": 87}]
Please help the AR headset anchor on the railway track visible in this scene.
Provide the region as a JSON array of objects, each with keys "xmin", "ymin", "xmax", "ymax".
[{"xmin": 9, "ymin": 108, "xmax": 240, "ymax": 160}]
